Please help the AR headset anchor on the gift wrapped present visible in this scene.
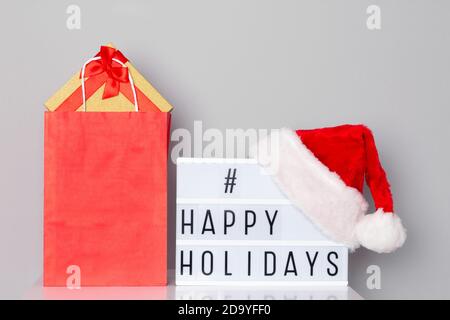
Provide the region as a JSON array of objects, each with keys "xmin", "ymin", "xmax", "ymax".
[
  {"xmin": 45, "ymin": 44, "xmax": 173, "ymax": 112},
  {"xmin": 44, "ymin": 45, "xmax": 172, "ymax": 286}
]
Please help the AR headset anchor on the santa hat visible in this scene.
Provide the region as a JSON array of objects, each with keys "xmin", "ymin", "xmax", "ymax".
[{"xmin": 251, "ymin": 124, "xmax": 406, "ymax": 253}]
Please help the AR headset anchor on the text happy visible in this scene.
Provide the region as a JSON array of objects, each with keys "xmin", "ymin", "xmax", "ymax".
[{"xmin": 180, "ymin": 208, "xmax": 279, "ymax": 235}]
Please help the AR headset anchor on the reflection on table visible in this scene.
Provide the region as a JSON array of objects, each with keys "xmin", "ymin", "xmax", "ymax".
[{"xmin": 24, "ymin": 279, "xmax": 362, "ymax": 300}]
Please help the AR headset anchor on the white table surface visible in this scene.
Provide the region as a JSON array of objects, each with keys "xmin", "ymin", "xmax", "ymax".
[{"xmin": 23, "ymin": 272, "xmax": 363, "ymax": 300}]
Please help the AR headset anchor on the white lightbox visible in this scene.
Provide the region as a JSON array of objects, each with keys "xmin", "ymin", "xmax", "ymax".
[{"xmin": 176, "ymin": 158, "xmax": 348, "ymax": 286}]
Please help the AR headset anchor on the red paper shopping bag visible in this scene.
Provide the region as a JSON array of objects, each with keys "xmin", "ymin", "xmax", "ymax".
[
  {"xmin": 44, "ymin": 111, "xmax": 170, "ymax": 286},
  {"xmin": 44, "ymin": 45, "xmax": 172, "ymax": 286}
]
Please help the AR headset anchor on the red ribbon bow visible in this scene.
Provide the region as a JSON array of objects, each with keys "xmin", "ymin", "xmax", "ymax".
[{"xmin": 83, "ymin": 46, "xmax": 130, "ymax": 99}]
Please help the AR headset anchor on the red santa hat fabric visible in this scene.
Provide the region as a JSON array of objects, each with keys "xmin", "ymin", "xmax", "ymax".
[{"xmin": 251, "ymin": 124, "xmax": 406, "ymax": 253}]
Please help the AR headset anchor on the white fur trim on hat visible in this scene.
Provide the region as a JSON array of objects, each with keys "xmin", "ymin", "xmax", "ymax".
[
  {"xmin": 250, "ymin": 128, "xmax": 368, "ymax": 250},
  {"xmin": 355, "ymin": 209, "xmax": 406, "ymax": 253}
]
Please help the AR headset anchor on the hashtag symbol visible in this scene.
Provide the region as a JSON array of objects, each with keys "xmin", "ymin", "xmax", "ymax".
[{"xmin": 224, "ymin": 168, "xmax": 237, "ymax": 193}]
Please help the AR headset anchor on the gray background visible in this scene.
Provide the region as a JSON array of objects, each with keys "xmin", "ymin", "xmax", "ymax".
[{"xmin": 0, "ymin": 0, "xmax": 449, "ymax": 299}]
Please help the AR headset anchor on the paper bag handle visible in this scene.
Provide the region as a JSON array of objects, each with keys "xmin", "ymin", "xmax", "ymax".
[{"xmin": 80, "ymin": 57, "xmax": 139, "ymax": 112}]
